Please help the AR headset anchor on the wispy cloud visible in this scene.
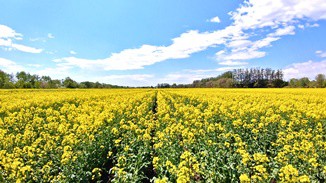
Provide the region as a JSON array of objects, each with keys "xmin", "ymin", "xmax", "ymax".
[
  {"xmin": 47, "ymin": 33, "xmax": 55, "ymax": 39},
  {"xmin": 54, "ymin": 29, "xmax": 228, "ymax": 70},
  {"xmin": 268, "ymin": 26, "xmax": 296, "ymax": 37},
  {"xmin": 0, "ymin": 24, "xmax": 43, "ymax": 53},
  {"xmin": 215, "ymin": 0, "xmax": 325, "ymax": 65},
  {"xmin": 316, "ymin": 50, "xmax": 326, "ymax": 58},
  {"xmin": 70, "ymin": 50, "xmax": 77, "ymax": 55},
  {"xmin": 11, "ymin": 43, "xmax": 43, "ymax": 53},
  {"xmin": 53, "ymin": 0, "xmax": 326, "ymax": 70}
]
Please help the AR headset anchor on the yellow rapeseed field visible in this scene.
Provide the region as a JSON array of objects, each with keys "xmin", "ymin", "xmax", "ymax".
[{"xmin": 0, "ymin": 89, "xmax": 325, "ymax": 182}]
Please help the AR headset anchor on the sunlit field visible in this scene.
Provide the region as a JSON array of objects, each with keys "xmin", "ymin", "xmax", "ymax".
[{"xmin": 0, "ymin": 89, "xmax": 325, "ymax": 182}]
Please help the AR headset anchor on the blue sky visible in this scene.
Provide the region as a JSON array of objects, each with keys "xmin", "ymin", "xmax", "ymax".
[{"xmin": 0, "ymin": 0, "xmax": 326, "ymax": 86}]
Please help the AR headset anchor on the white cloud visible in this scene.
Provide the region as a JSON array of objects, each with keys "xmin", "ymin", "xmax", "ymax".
[
  {"xmin": 230, "ymin": 0, "xmax": 326, "ymax": 30},
  {"xmin": 251, "ymin": 37, "xmax": 280, "ymax": 49},
  {"xmin": 0, "ymin": 58, "xmax": 25, "ymax": 73},
  {"xmin": 217, "ymin": 48, "xmax": 266, "ymax": 62},
  {"xmin": 53, "ymin": 0, "xmax": 326, "ymax": 72},
  {"xmin": 316, "ymin": 50, "xmax": 326, "ymax": 58},
  {"xmin": 306, "ymin": 23, "xmax": 319, "ymax": 28},
  {"xmin": 227, "ymin": 39, "xmax": 252, "ymax": 48},
  {"xmin": 0, "ymin": 25, "xmax": 22, "ymax": 39},
  {"xmin": 11, "ymin": 43, "xmax": 43, "ymax": 53},
  {"xmin": 0, "ymin": 24, "xmax": 43, "ymax": 53},
  {"xmin": 47, "ymin": 33, "xmax": 55, "ymax": 39},
  {"xmin": 30, "ymin": 33, "xmax": 55, "ymax": 42},
  {"xmin": 298, "ymin": 24, "xmax": 305, "ymax": 29},
  {"xmin": 0, "ymin": 38, "xmax": 12, "ymax": 47},
  {"xmin": 55, "ymin": 29, "xmax": 229, "ymax": 70},
  {"xmin": 70, "ymin": 50, "xmax": 77, "ymax": 55},
  {"xmin": 268, "ymin": 25, "xmax": 296, "ymax": 37},
  {"xmin": 219, "ymin": 60, "xmax": 248, "ymax": 66},
  {"xmin": 209, "ymin": 16, "xmax": 221, "ymax": 23},
  {"xmin": 215, "ymin": 0, "xmax": 326, "ymax": 65},
  {"xmin": 283, "ymin": 60, "xmax": 326, "ymax": 80}
]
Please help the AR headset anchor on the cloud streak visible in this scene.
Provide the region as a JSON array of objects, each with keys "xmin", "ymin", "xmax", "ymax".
[
  {"xmin": 316, "ymin": 50, "xmax": 326, "ymax": 58},
  {"xmin": 53, "ymin": 0, "xmax": 326, "ymax": 70},
  {"xmin": 0, "ymin": 25, "xmax": 43, "ymax": 53}
]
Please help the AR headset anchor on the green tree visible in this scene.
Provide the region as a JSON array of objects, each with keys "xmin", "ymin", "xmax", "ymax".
[
  {"xmin": 0, "ymin": 70, "xmax": 10, "ymax": 88},
  {"xmin": 315, "ymin": 74, "xmax": 325, "ymax": 88},
  {"xmin": 63, "ymin": 77, "xmax": 78, "ymax": 88},
  {"xmin": 299, "ymin": 77, "xmax": 310, "ymax": 88},
  {"xmin": 16, "ymin": 71, "xmax": 33, "ymax": 88},
  {"xmin": 289, "ymin": 78, "xmax": 299, "ymax": 87}
]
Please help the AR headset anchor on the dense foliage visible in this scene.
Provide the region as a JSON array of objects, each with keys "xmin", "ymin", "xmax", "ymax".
[
  {"xmin": 0, "ymin": 89, "xmax": 325, "ymax": 182},
  {"xmin": 0, "ymin": 71, "xmax": 123, "ymax": 89}
]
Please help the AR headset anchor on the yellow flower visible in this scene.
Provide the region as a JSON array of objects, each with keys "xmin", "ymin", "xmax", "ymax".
[
  {"xmin": 155, "ymin": 177, "xmax": 168, "ymax": 183},
  {"xmin": 143, "ymin": 133, "xmax": 151, "ymax": 141},
  {"xmin": 298, "ymin": 175, "xmax": 310, "ymax": 183},
  {"xmin": 253, "ymin": 153, "xmax": 269, "ymax": 163},
  {"xmin": 111, "ymin": 127, "xmax": 119, "ymax": 135},
  {"xmin": 279, "ymin": 164, "xmax": 299, "ymax": 182},
  {"xmin": 114, "ymin": 139, "xmax": 121, "ymax": 144},
  {"xmin": 239, "ymin": 174, "xmax": 250, "ymax": 183},
  {"xmin": 153, "ymin": 157, "xmax": 160, "ymax": 169},
  {"xmin": 107, "ymin": 151, "xmax": 113, "ymax": 158},
  {"xmin": 123, "ymin": 145, "xmax": 129, "ymax": 152}
]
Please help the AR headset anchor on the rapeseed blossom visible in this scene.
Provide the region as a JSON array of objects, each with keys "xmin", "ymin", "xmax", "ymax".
[{"xmin": 0, "ymin": 89, "xmax": 325, "ymax": 182}]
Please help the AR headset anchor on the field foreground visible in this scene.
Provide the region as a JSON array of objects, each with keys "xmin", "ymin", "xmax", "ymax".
[{"xmin": 0, "ymin": 89, "xmax": 325, "ymax": 182}]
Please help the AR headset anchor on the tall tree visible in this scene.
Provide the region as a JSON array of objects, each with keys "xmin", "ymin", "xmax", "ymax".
[
  {"xmin": 63, "ymin": 77, "xmax": 78, "ymax": 88},
  {"xmin": 315, "ymin": 74, "xmax": 325, "ymax": 88},
  {"xmin": 299, "ymin": 77, "xmax": 310, "ymax": 88}
]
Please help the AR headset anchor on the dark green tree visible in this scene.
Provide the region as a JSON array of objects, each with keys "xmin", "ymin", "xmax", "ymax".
[
  {"xmin": 315, "ymin": 74, "xmax": 325, "ymax": 88},
  {"xmin": 63, "ymin": 77, "xmax": 78, "ymax": 88}
]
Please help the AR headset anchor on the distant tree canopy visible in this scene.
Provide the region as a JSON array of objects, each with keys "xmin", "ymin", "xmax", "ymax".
[
  {"xmin": 288, "ymin": 74, "xmax": 326, "ymax": 88},
  {"xmin": 157, "ymin": 68, "xmax": 325, "ymax": 88},
  {"xmin": 0, "ymin": 70, "xmax": 124, "ymax": 89},
  {"xmin": 0, "ymin": 69, "xmax": 324, "ymax": 89}
]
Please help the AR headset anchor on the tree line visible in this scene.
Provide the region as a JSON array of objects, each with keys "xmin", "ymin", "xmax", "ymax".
[
  {"xmin": 157, "ymin": 68, "xmax": 326, "ymax": 88},
  {"xmin": 0, "ymin": 68, "xmax": 325, "ymax": 89},
  {"xmin": 0, "ymin": 70, "xmax": 124, "ymax": 89}
]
